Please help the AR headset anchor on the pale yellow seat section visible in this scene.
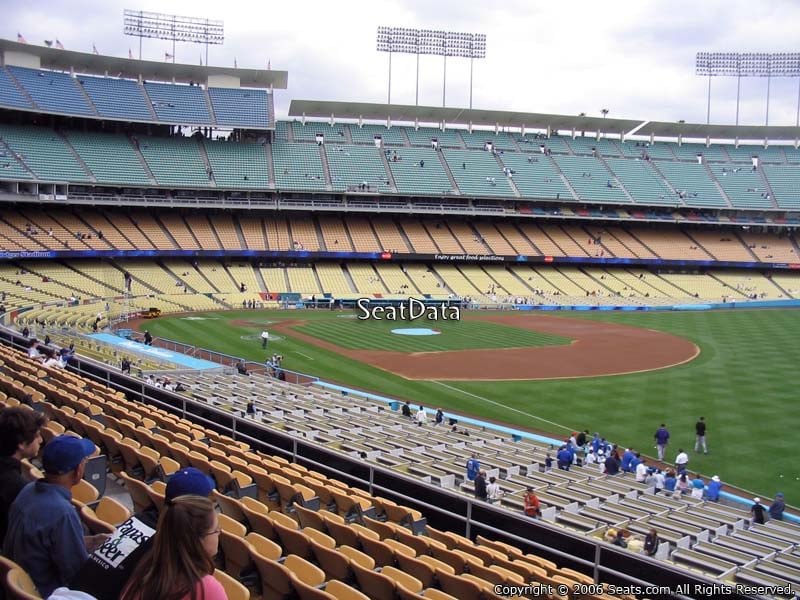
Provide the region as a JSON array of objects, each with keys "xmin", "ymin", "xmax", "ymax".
[
  {"xmin": 541, "ymin": 224, "xmax": 591, "ymax": 257},
  {"xmin": 346, "ymin": 216, "xmax": 382, "ymax": 252},
  {"xmin": 162, "ymin": 260, "xmax": 216, "ymax": 293},
  {"xmin": 238, "ymin": 215, "xmax": 268, "ymax": 250},
  {"xmin": 13, "ymin": 209, "xmax": 93, "ymax": 251},
  {"xmin": 632, "ymin": 229, "xmax": 712, "ymax": 260},
  {"xmin": 480, "ymin": 266, "xmax": 532, "ymax": 296},
  {"xmin": 495, "ymin": 222, "xmax": 540, "ymax": 255},
  {"xmin": 739, "ymin": 232, "xmax": 797, "ymax": 262},
  {"xmin": 473, "ymin": 223, "xmax": 516, "ymax": 255},
  {"xmin": 157, "ymin": 214, "xmax": 200, "ymax": 250},
  {"xmin": 422, "ymin": 222, "xmax": 462, "ymax": 253},
  {"xmin": 289, "ymin": 218, "xmax": 320, "ymax": 251},
  {"xmin": 260, "ymin": 268, "xmax": 288, "ymax": 293},
  {"xmin": 287, "ymin": 267, "xmax": 321, "ymax": 295},
  {"xmin": 712, "ymin": 270, "xmax": 785, "ymax": 299},
  {"xmin": 371, "ymin": 218, "xmax": 412, "ymax": 253},
  {"xmin": 130, "ymin": 212, "xmax": 177, "ymax": 250},
  {"xmin": 658, "ymin": 273, "xmax": 739, "ymax": 300},
  {"xmin": 431, "ymin": 265, "xmax": 480, "ymax": 297},
  {"xmin": 265, "ymin": 217, "xmax": 292, "ymax": 251},
  {"xmin": 315, "ymin": 264, "xmax": 354, "ymax": 296},
  {"xmin": 200, "ymin": 263, "xmax": 239, "ymax": 293},
  {"xmin": 183, "ymin": 214, "xmax": 220, "ymax": 250},
  {"xmin": 448, "ymin": 222, "xmax": 486, "ymax": 254},
  {"xmin": 318, "ymin": 216, "xmax": 354, "ymax": 251},
  {"xmin": 689, "ymin": 230, "xmax": 752, "ymax": 261},
  {"xmin": 516, "ymin": 223, "xmax": 566, "ymax": 256},
  {"xmin": 82, "ymin": 214, "xmax": 135, "ymax": 250},
  {"xmin": 227, "ymin": 265, "xmax": 262, "ymax": 295},
  {"xmin": 771, "ymin": 273, "xmax": 800, "ymax": 298},
  {"xmin": 107, "ymin": 213, "xmax": 156, "ymax": 250},
  {"xmin": 347, "ymin": 264, "xmax": 388, "ymax": 295},
  {"xmin": 458, "ymin": 266, "xmax": 507, "ymax": 296},
  {"xmin": 398, "ymin": 219, "xmax": 438, "ymax": 253},
  {"xmin": 211, "ymin": 213, "xmax": 241, "ymax": 251},
  {"xmin": 403, "ymin": 264, "xmax": 448, "ymax": 298},
  {"xmin": 374, "ymin": 264, "xmax": 419, "ymax": 296}
]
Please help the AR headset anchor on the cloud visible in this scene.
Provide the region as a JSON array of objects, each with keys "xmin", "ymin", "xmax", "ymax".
[{"xmin": 4, "ymin": 0, "xmax": 800, "ymax": 126}]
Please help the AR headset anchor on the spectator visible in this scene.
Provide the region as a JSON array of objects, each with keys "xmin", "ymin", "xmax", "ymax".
[
  {"xmin": 635, "ymin": 458, "xmax": 649, "ymax": 483},
  {"xmin": 466, "ymin": 453, "xmax": 480, "ymax": 482},
  {"xmin": 401, "ymin": 401, "xmax": 412, "ymax": 418},
  {"xmin": 664, "ymin": 470, "xmax": 677, "ymax": 493},
  {"xmin": 769, "ymin": 493, "xmax": 785, "ymax": 521},
  {"xmin": 643, "ymin": 528, "xmax": 659, "ymax": 556},
  {"xmin": 0, "ymin": 407, "xmax": 46, "ymax": 543},
  {"xmin": 556, "ymin": 445, "xmax": 572, "ymax": 471},
  {"xmin": 604, "ymin": 451, "xmax": 620, "ymax": 475},
  {"xmin": 674, "ymin": 448, "xmax": 689, "ymax": 473},
  {"xmin": 473, "ymin": 470, "xmax": 488, "ymax": 501},
  {"xmin": 143, "ymin": 330, "xmax": 153, "ymax": 346},
  {"xmin": 119, "ymin": 496, "xmax": 223, "ymax": 600},
  {"xmin": 415, "ymin": 405, "xmax": 427, "ymax": 426},
  {"xmin": 486, "ymin": 477, "xmax": 502, "ymax": 503},
  {"xmin": 676, "ymin": 473, "xmax": 690, "ymax": 495},
  {"xmin": 706, "ymin": 475, "xmax": 722, "ymax": 501},
  {"xmin": 120, "ymin": 357, "xmax": 131, "ymax": 375},
  {"xmin": 751, "ymin": 497, "xmax": 767, "ymax": 524},
  {"xmin": 4, "ymin": 435, "xmax": 108, "ymax": 597},
  {"xmin": 690, "ymin": 477, "xmax": 705, "ymax": 499},
  {"xmin": 71, "ymin": 468, "xmax": 215, "ymax": 600},
  {"xmin": 434, "ymin": 408, "xmax": 444, "ymax": 426},
  {"xmin": 523, "ymin": 487, "xmax": 540, "ymax": 518},
  {"xmin": 236, "ymin": 360, "xmax": 249, "ymax": 376}
]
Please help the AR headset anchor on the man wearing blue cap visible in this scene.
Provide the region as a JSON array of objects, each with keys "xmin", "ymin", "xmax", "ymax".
[
  {"xmin": 69, "ymin": 466, "xmax": 215, "ymax": 600},
  {"xmin": 769, "ymin": 493, "xmax": 786, "ymax": 521},
  {"xmin": 3, "ymin": 435, "xmax": 108, "ymax": 598}
]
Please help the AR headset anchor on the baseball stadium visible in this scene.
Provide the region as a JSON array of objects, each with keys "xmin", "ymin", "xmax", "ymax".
[{"xmin": 1, "ymin": 5, "xmax": 800, "ymax": 599}]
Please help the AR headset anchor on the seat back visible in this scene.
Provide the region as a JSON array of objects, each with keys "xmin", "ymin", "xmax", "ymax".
[
  {"xmin": 310, "ymin": 538, "xmax": 353, "ymax": 582},
  {"xmin": 213, "ymin": 569, "xmax": 251, "ymax": 600},
  {"xmin": 5, "ymin": 568, "xmax": 42, "ymax": 600}
]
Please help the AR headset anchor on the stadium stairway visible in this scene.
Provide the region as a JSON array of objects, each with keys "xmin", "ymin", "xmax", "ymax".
[
  {"xmin": 703, "ymin": 162, "xmax": 733, "ymax": 208},
  {"xmin": 317, "ymin": 144, "xmax": 333, "ymax": 191},
  {"xmin": 436, "ymin": 150, "xmax": 461, "ymax": 195}
]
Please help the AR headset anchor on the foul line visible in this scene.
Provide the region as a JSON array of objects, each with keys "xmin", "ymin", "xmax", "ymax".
[
  {"xmin": 432, "ymin": 381, "xmax": 573, "ymax": 433},
  {"xmin": 293, "ymin": 351, "xmax": 314, "ymax": 360}
]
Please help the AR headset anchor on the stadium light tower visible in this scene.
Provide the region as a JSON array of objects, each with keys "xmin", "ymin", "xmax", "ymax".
[
  {"xmin": 124, "ymin": 9, "xmax": 224, "ymax": 65},
  {"xmin": 377, "ymin": 26, "xmax": 486, "ymax": 108},
  {"xmin": 696, "ymin": 51, "xmax": 800, "ymax": 126}
]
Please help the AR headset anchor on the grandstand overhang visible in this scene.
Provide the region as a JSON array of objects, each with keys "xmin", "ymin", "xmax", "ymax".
[
  {"xmin": 0, "ymin": 39, "xmax": 287, "ymax": 89},
  {"xmin": 288, "ymin": 100, "xmax": 641, "ymax": 133},
  {"xmin": 289, "ymin": 100, "xmax": 800, "ymax": 142}
]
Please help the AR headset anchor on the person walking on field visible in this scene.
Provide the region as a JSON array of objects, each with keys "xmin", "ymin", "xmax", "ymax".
[
  {"xmin": 695, "ymin": 417, "xmax": 708, "ymax": 454},
  {"xmin": 261, "ymin": 330, "xmax": 269, "ymax": 349},
  {"xmin": 654, "ymin": 424, "xmax": 670, "ymax": 461}
]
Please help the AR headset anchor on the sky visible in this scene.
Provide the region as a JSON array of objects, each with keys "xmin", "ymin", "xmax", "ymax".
[{"xmin": 4, "ymin": 0, "xmax": 800, "ymax": 127}]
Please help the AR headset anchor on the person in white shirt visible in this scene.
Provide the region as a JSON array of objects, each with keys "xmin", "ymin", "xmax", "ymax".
[
  {"xmin": 415, "ymin": 406, "xmax": 427, "ymax": 426},
  {"xmin": 27, "ymin": 340, "xmax": 40, "ymax": 358},
  {"xmin": 486, "ymin": 477, "xmax": 503, "ymax": 503},
  {"xmin": 674, "ymin": 449, "xmax": 689, "ymax": 473},
  {"xmin": 261, "ymin": 330, "xmax": 269, "ymax": 349},
  {"xmin": 635, "ymin": 460, "xmax": 649, "ymax": 483}
]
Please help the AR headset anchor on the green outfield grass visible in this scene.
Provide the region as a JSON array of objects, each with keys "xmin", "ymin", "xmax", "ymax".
[
  {"xmin": 291, "ymin": 318, "xmax": 571, "ymax": 351},
  {"xmin": 143, "ymin": 308, "xmax": 800, "ymax": 502}
]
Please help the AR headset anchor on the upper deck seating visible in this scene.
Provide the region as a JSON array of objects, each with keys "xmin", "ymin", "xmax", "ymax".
[
  {"xmin": 79, "ymin": 75, "xmax": 153, "ymax": 121},
  {"xmin": 0, "ymin": 67, "xmax": 34, "ymax": 110},
  {"xmin": 209, "ymin": 87, "xmax": 270, "ymax": 128},
  {"xmin": 7, "ymin": 66, "xmax": 93, "ymax": 116},
  {"xmin": 142, "ymin": 81, "xmax": 211, "ymax": 124}
]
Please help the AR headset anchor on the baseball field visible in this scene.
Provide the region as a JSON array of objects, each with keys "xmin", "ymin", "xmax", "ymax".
[{"xmin": 141, "ymin": 307, "xmax": 800, "ymax": 502}]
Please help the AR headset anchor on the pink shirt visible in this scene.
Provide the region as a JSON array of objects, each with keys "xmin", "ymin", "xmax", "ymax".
[{"xmin": 185, "ymin": 575, "xmax": 228, "ymax": 600}]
